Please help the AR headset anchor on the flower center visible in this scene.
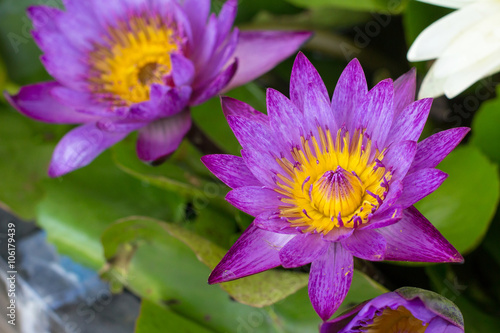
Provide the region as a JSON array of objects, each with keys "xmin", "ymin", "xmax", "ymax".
[
  {"xmin": 363, "ymin": 306, "xmax": 429, "ymax": 333},
  {"xmin": 88, "ymin": 15, "xmax": 180, "ymax": 106},
  {"xmin": 274, "ymin": 128, "xmax": 391, "ymax": 234}
]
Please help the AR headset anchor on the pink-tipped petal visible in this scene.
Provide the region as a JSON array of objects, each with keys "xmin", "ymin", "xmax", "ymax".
[
  {"xmin": 201, "ymin": 154, "xmax": 262, "ymax": 188},
  {"xmin": 224, "ymin": 30, "xmax": 312, "ymax": 91},
  {"xmin": 136, "ymin": 110, "xmax": 191, "ymax": 162},
  {"xmin": 376, "ymin": 206, "xmax": 463, "ymax": 263},
  {"xmin": 308, "ymin": 243, "xmax": 354, "ymax": 321},
  {"xmin": 208, "ymin": 224, "xmax": 295, "ymax": 284},
  {"xmin": 393, "ymin": 68, "xmax": 416, "ymax": 117},
  {"xmin": 221, "ymin": 96, "xmax": 267, "ymax": 123}
]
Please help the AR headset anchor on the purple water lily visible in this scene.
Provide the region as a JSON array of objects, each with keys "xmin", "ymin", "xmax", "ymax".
[
  {"xmin": 202, "ymin": 53, "xmax": 468, "ymax": 320},
  {"xmin": 6, "ymin": 0, "xmax": 310, "ymax": 177},
  {"xmin": 321, "ymin": 287, "xmax": 464, "ymax": 333}
]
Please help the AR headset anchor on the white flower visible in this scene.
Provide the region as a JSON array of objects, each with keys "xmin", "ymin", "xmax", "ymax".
[{"xmin": 408, "ymin": 0, "xmax": 500, "ymax": 98}]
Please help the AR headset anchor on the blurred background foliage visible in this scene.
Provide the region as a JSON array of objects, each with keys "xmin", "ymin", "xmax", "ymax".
[{"xmin": 0, "ymin": 0, "xmax": 499, "ymax": 332}]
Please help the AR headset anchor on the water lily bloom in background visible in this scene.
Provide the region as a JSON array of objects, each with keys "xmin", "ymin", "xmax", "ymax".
[
  {"xmin": 5, "ymin": 0, "xmax": 310, "ymax": 177},
  {"xmin": 320, "ymin": 287, "xmax": 464, "ymax": 333},
  {"xmin": 202, "ymin": 53, "xmax": 468, "ymax": 320},
  {"xmin": 408, "ymin": 0, "xmax": 500, "ymax": 98}
]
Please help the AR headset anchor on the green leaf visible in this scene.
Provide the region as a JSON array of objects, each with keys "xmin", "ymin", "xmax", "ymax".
[
  {"xmin": 135, "ymin": 300, "xmax": 214, "ymax": 333},
  {"xmin": 283, "ymin": 0, "xmax": 408, "ymax": 13},
  {"xmin": 470, "ymin": 93, "xmax": 500, "ymax": 164},
  {"xmin": 101, "ymin": 217, "xmax": 308, "ymax": 308},
  {"xmin": 414, "ymin": 145, "xmax": 500, "ymax": 254},
  {"xmin": 36, "ymin": 151, "xmax": 186, "ymax": 270},
  {"xmin": 0, "ymin": 108, "xmax": 65, "ymax": 219}
]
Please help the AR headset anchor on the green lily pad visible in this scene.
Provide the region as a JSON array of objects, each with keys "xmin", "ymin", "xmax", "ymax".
[
  {"xmin": 415, "ymin": 145, "xmax": 500, "ymax": 254},
  {"xmin": 470, "ymin": 92, "xmax": 500, "ymax": 164}
]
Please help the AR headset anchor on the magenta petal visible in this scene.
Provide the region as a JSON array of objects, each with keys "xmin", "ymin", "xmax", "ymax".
[
  {"xmin": 253, "ymin": 212, "xmax": 300, "ymax": 235},
  {"xmin": 359, "ymin": 205, "xmax": 403, "ymax": 230},
  {"xmin": 408, "ymin": 127, "xmax": 470, "ymax": 174},
  {"xmin": 341, "ymin": 229, "xmax": 386, "ymax": 261},
  {"xmin": 397, "ymin": 169, "xmax": 448, "ymax": 208},
  {"xmin": 241, "ymin": 149, "xmax": 278, "ymax": 188},
  {"xmin": 387, "ymin": 98, "xmax": 432, "ymax": 144},
  {"xmin": 136, "ymin": 110, "xmax": 191, "ymax": 162},
  {"xmin": 227, "ymin": 115, "xmax": 279, "ymax": 157},
  {"xmin": 376, "ymin": 180, "xmax": 403, "ymax": 214},
  {"xmin": 225, "ymin": 30, "xmax": 312, "ymax": 91},
  {"xmin": 267, "ymin": 88, "xmax": 304, "ymax": 146},
  {"xmin": 182, "ymin": 0, "xmax": 210, "ymax": 44},
  {"xmin": 48, "ymin": 123, "xmax": 132, "ymax": 177},
  {"xmin": 322, "ymin": 228, "xmax": 354, "ymax": 242},
  {"xmin": 190, "ymin": 59, "xmax": 238, "ymax": 105},
  {"xmin": 225, "ymin": 186, "xmax": 282, "ymax": 217},
  {"xmin": 201, "ymin": 154, "xmax": 261, "ymax": 188},
  {"xmin": 208, "ymin": 224, "xmax": 295, "ymax": 284},
  {"xmin": 353, "ymin": 78, "xmax": 394, "ymax": 147},
  {"xmin": 279, "ymin": 233, "xmax": 328, "ymax": 268},
  {"xmin": 170, "ymin": 54, "xmax": 195, "ymax": 87},
  {"xmin": 383, "ymin": 140, "xmax": 417, "ymax": 181},
  {"xmin": 309, "ymin": 243, "xmax": 354, "ymax": 321},
  {"xmin": 331, "ymin": 58, "xmax": 368, "ymax": 129},
  {"xmin": 393, "ymin": 68, "xmax": 416, "ymax": 118},
  {"xmin": 215, "ymin": 0, "xmax": 237, "ymax": 46},
  {"xmin": 376, "ymin": 206, "xmax": 463, "ymax": 263},
  {"xmin": 220, "ymin": 96, "xmax": 267, "ymax": 124},
  {"xmin": 153, "ymin": 85, "xmax": 192, "ymax": 119},
  {"xmin": 6, "ymin": 82, "xmax": 98, "ymax": 124}
]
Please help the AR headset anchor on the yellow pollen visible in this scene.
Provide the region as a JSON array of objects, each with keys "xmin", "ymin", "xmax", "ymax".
[
  {"xmin": 88, "ymin": 15, "xmax": 180, "ymax": 106},
  {"xmin": 364, "ymin": 306, "xmax": 429, "ymax": 333},
  {"xmin": 275, "ymin": 128, "xmax": 391, "ymax": 234}
]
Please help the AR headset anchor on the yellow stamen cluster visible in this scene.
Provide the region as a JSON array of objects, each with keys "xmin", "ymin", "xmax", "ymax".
[
  {"xmin": 364, "ymin": 306, "xmax": 429, "ymax": 333},
  {"xmin": 88, "ymin": 15, "xmax": 180, "ymax": 106},
  {"xmin": 274, "ymin": 128, "xmax": 390, "ymax": 234}
]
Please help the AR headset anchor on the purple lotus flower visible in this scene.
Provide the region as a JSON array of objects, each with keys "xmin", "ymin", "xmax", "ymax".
[
  {"xmin": 321, "ymin": 287, "xmax": 464, "ymax": 333},
  {"xmin": 5, "ymin": 0, "xmax": 310, "ymax": 177},
  {"xmin": 202, "ymin": 53, "xmax": 469, "ymax": 320}
]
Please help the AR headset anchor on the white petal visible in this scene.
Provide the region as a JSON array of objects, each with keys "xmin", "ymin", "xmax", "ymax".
[
  {"xmin": 417, "ymin": 63, "xmax": 447, "ymax": 99},
  {"xmin": 432, "ymin": 6, "xmax": 500, "ymax": 77},
  {"xmin": 407, "ymin": 3, "xmax": 489, "ymax": 61},
  {"xmin": 416, "ymin": 0, "xmax": 475, "ymax": 8}
]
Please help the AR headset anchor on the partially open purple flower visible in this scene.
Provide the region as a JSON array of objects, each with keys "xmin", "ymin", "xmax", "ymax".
[
  {"xmin": 321, "ymin": 287, "xmax": 464, "ymax": 333},
  {"xmin": 202, "ymin": 53, "xmax": 468, "ymax": 320},
  {"xmin": 6, "ymin": 0, "xmax": 310, "ymax": 177}
]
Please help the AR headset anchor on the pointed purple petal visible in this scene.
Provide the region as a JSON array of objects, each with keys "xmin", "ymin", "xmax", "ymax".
[
  {"xmin": 387, "ymin": 98, "xmax": 432, "ymax": 144},
  {"xmin": 224, "ymin": 30, "xmax": 312, "ymax": 91},
  {"xmin": 225, "ymin": 186, "xmax": 282, "ymax": 217},
  {"xmin": 136, "ymin": 110, "xmax": 191, "ymax": 162},
  {"xmin": 359, "ymin": 205, "xmax": 403, "ymax": 230},
  {"xmin": 308, "ymin": 243, "xmax": 354, "ymax": 321},
  {"xmin": 376, "ymin": 180, "xmax": 403, "ymax": 214},
  {"xmin": 341, "ymin": 229, "xmax": 386, "ymax": 261},
  {"xmin": 331, "ymin": 58, "xmax": 368, "ymax": 128},
  {"xmin": 201, "ymin": 154, "xmax": 262, "ymax": 188},
  {"xmin": 241, "ymin": 149, "xmax": 277, "ymax": 188},
  {"xmin": 383, "ymin": 140, "xmax": 417, "ymax": 182},
  {"xmin": 58, "ymin": 1, "xmax": 103, "ymax": 50},
  {"xmin": 289, "ymin": 52, "xmax": 329, "ymax": 126},
  {"xmin": 182, "ymin": 0, "xmax": 210, "ymax": 45},
  {"xmin": 393, "ymin": 68, "xmax": 416, "ymax": 118},
  {"xmin": 216, "ymin": 0, "xmax": 237, "ymax": 46},
  {"xmin": 353, "ymin": 78, "xmax": 394, "ymax": 147},
  {"xmin": 190, "ymin": 59, "xmax": 238, "ymax": 105},
  {"xmin": 303, "ymin": 82, "xmax": 336, "ymax": 136},
  {"xmin": 48, "ymin": 122, "xmax": 132, "ymax": 177},
  {"xmin": 253, "ymin": 211, "xmax": 300, "ymax": 235},
  {"xmin": 408, "ymin": 128, "xmax": 470, "ymax": 174},
  {"xmin": 170, "ymin": 54, "xmax": 195, "ymax": 87},
  {"xmin": 208, "ymin": 224, "xmax": 295, "ymax": 284},
  {"xmin": 267, "ymin": 88, "xmax": 304, "ymax": 146},
  {"xmin": 153, "ymin": 85, "xmax": 192, "ymax": 119},
  {"xmin": 227, "ymin": 115, "xmax": 279, "ymax": 157},
  {"xmin": 397, "ymin": 169, "xmax": 448, "ymax": 208},
  {"xmin": 5, "ymin": 82, "xmax": 98, "ymax": 124},
  {"xmin": 279, "ymin": 233, "xmax": 328, "ymax": 268},
  {"xmin": 322, "ymin": 228, "xmax": 354, "ymax": 242},
  {"xmin": 376, "ymin": 206, "xmax": 463, "ymax": 263},
  {"xmin": 220, "ymin": 96, "xmax": 267, "ymax": 123}
]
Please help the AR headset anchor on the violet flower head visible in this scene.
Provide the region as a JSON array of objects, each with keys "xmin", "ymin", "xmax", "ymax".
[
  {"xmin": 6, "ymin": 0, "xmax": 310, "ymax": 177},
  {"xmin": 320, "ymin": 287, "xmax": 464, "ymax": 333},
  {"xmin": 202, "ymin": 53, "xmax": 469, "ymax": 320}
]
